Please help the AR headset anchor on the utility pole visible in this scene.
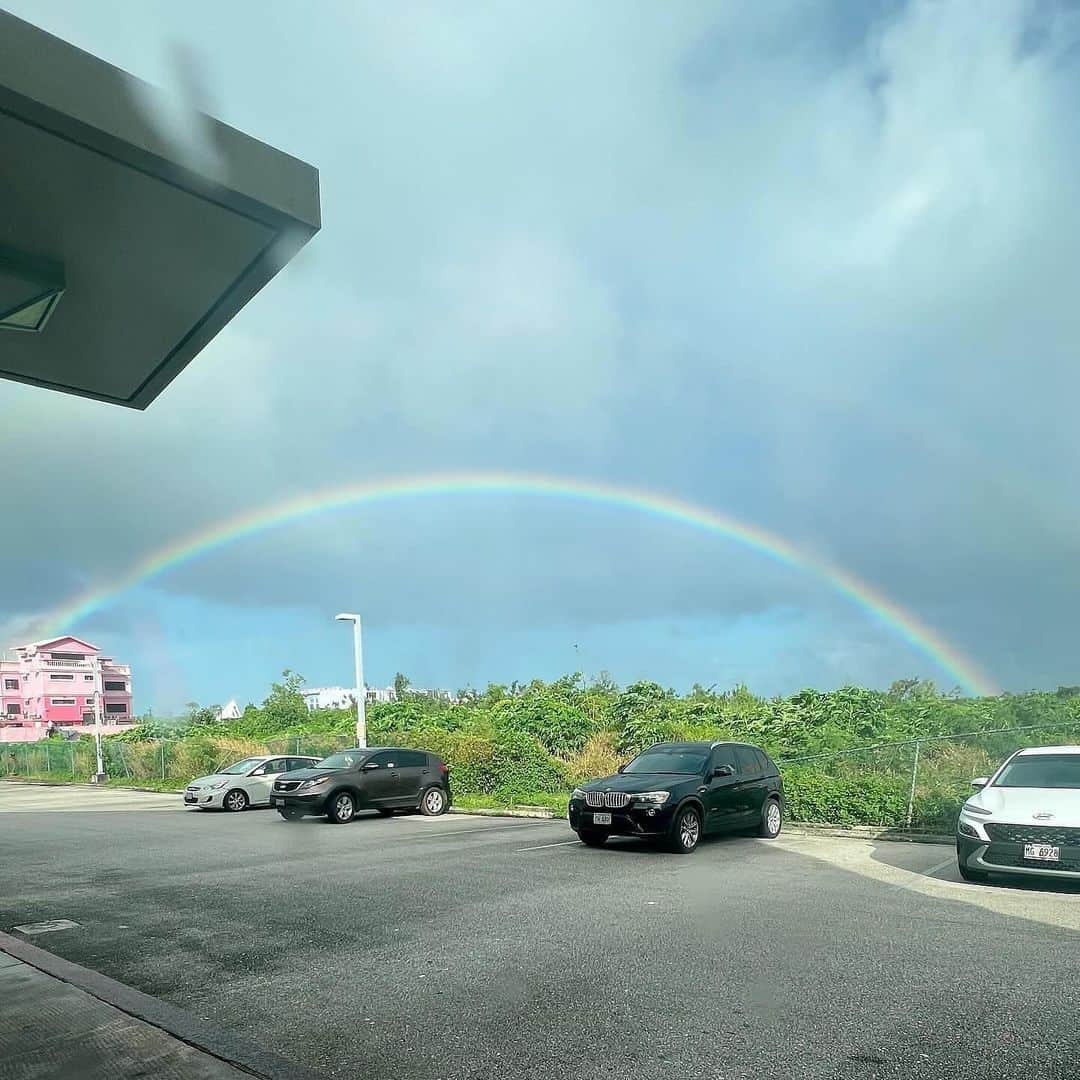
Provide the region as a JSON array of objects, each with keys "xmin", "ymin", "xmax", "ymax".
[
  {"xmin": 335, "ymin": 613, "xmax": 366, "ymax": 748},
  {"xmin": 90, "ymin": 653, "xmax": 105, "ymax": 782}
]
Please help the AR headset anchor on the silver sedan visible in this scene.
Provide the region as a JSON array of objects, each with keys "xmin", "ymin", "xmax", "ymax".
[{"xmin": 183, "ymin": 754, "xmax": 320, "ymax": 812}]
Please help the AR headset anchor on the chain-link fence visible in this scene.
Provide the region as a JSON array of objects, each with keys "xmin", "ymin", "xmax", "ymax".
[
  {"xmin": 0, "ymin": 733, "xmax": 358, "ymax": 787},
  {"xmin": 776, "ymin": 719, "xmax": 1080, "ymax": 833},
  {"xmin": 4, "ymin": 722, "xmax": 1079, "ymax": 830}
]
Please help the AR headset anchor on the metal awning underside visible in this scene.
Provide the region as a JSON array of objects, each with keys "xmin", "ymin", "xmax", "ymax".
[{"xmin": 0, "ymin": 10, "xmax": 321, "ymax": 409}]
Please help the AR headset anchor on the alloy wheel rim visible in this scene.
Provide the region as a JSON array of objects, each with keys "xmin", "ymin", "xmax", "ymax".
[
  {"xmin": 680, "ymin": 811, "xmax": 700, "ymax": 847},
  {"xmin": 226, "ymin": 792, "xmax": 244, "ymax": 810},
  {"xmin": 426, "ymin": 790, "xmax": 443, "ymax": 813},
  {"xmin": 336, "ymin": 796, "xmax": 353, "ymax": 820},
  {"xmin": 767, "ymin": 803, "xmax": 781, "ymax": 834}
]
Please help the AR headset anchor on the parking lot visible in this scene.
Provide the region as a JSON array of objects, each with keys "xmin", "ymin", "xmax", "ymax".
[{"xmin": 2, "ymin": 781, "xmax": 1079, "ymax": 1079}]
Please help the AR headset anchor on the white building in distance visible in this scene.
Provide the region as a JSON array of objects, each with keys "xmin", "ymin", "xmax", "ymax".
[{"xmin": 301, "ymin": 685, "xmax": 456, "ymax": 710}]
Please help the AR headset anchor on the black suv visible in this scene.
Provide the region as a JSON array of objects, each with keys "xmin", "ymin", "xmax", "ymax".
[
  {"xmin": 271, "ymin": 747, "xmax": 452, "ymax": 823},
  {"xmin": 568, "ymin": 741, "xmax": 783, "ymax": 853}
]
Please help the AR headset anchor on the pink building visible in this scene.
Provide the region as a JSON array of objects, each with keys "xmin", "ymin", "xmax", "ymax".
[{"xmin": 0, "ymin": 636, "xmax": 134, "ymax": 740}]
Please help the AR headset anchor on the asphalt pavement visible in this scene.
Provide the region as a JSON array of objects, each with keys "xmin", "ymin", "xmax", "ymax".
[{"xmin": 2, "ymin": 781, "xmax": 1079, "ymax": 1080}]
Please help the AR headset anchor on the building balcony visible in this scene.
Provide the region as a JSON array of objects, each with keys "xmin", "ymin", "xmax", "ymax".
[{"xmin": 43, "ymin": 659, "xmax": 91, "ymax": 670}]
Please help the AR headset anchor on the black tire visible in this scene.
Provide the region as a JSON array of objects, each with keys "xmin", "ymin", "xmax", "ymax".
[
  {"xmin": 377, "ymin": 808, "xmax": 395, "ymax": 817},
  {"xmin": 578, "ymin": 829, "xmax": 608, "ymax": 848},
  {"xmin": 277, "ymin": 806, "xmax": 305, "ymax": 822},
  {"xmin": 419, "ymin": 786, "xmax": 448, "ymax": 816},
  {"xmin": 758, "ymin": 797, "xmax": 783, "ymax": 838},
  {"xmin": 327, "ymin": 791, "xmax": 355, "ymax": 824},
  {"xmin": 223, "ymin": 789, "xmax": 249, "ymax": 813},
  {"xmin": 958, "ymin": 861, "xmax": 989, "ymax": 883},
  {"xmin": 667, "ymin": 804, "xmax": 702, "ymax": 854}
]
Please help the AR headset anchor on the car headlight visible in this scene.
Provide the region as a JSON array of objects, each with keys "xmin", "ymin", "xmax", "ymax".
[
  {"xmin": 571, "ymin": 788, "xmax": 586, "ymax": 801},
  {"xmin": 630, "ymin": 791, "xmax": 670, "ymax": 805},
  {"xmin": 207, "ymin": 781, "xmax": 227, "ymax": 790},
  {"xmin": 301, "ymin": 776, "xmax": 331, "ymax": 789},
  {"xmin": 957, "ymin": 820, "xmax": 979, "ymax": 838},
  {"xmin": 962, "ymin": 803, "xmax": 992, "ymax": 816}
]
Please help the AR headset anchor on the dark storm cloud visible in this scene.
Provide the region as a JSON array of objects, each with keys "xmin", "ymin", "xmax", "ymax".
[{"xmin": 4, "ymin": 0, "xmax": 1080, "ymax": 690}]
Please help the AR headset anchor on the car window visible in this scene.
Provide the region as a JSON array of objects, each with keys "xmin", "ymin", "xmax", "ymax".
[
  {"xmin": 251, "ymin": 758, "xmax": 284, "ymax": 775},
  {"xmin": 219, "ymin": 756, "xmax": 264, "ymax": 775},
  {"xmin": 624, "ymin": 747, "xmax": 709, "ymax": 774},
  {"xmin": 709, "ymin": 745, "xmax": 738, "ymax": 774},
  {"xmin": 396, "ymin": 750, "xmax": 427, "ymax": 768},
  {"xmin": 367, "ymin": 751, "xmax": 396, "ymax": 769},
  {"xmin": 994, "ymin": 755, "xmax": 1080, "ymax": 789},
  {"xmin": 316, "ymin": 752, "xmax": 364, "ymax": 769},
  {"xmin": 289, "ymin": 757, "xmax": 314, "ymax": 772},
  {"xmin": 754, "ymin": 749, "xmax": 774, "ymax": 776},
  {"xmin": 735, "ymin": 745, "xmax": 761, "ymax": 777}
]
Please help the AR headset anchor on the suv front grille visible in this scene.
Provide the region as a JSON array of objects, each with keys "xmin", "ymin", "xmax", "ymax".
[
  {"xmin": 274, "ymin": 780, "xmax": 303, "ymax": 792},
  {"xmin": 985, "ymin": 824, "xmax": 1080, "ymax": 846},
  {"xmin": 983, "ymin": 849, "xmax": 1080, "ymax": 873},
  {"xmin": 585, "ymin": 791, "xmax": 630, "ymax": 809}
]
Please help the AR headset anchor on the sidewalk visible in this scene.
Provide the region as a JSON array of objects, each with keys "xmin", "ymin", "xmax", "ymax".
[{"xmin": 0, "ymin": 932, "xmax": 319, "ymax": 1080}]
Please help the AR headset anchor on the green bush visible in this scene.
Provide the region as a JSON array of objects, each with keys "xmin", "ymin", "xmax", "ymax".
[
  {"xmin": 9, "ymin": 673, "xmax": 1080, "ymax": 829},
  {"xmin": 782, "ymin": 766, "xmax": 908, "ymax": 827}
]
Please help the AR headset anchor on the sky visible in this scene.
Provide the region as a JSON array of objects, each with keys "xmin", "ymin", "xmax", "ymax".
[{"xmin": 4, "ymin": 0, "xmax": 1080, "ymax": 712}]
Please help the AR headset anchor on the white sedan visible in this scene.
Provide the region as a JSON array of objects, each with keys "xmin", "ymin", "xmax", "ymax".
[
  {"xmin": 183, "ymin": 754, "xmax": 320, "ymax": 812},
  {"xmin": 957, "ymin": 745, "xmax": 1080, "ymax": 883}
]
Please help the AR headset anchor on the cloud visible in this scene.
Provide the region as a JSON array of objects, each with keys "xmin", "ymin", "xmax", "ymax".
[{"xmin": 4, "ymin": 0, "xmax": 1080, "ymax": 697}]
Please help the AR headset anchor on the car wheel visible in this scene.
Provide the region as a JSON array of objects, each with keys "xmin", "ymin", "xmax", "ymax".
[
  {"xmin": 578, "ymin": 829, "xmax": 608, "ymax": 848},
  {"xmin": 419, "ymin": 786, "xmax": 448, "ymax": 816},
  {"xmin": 327, "ymin": 792, "xmax": 355, "ymax": 824},
  {"xmin": 223, "ymin": 789, "xmax": 249, "ymax": 813},
  {"xmin": 758, "ymin": 798, "xmax": 782, "ymax": 839},
  {"xmin": 668, "ymin": 805, "xmax": 702, "ymax": 854},
  {"xmin": 277, "ymin": 806, "xmax": 305, "ymax": 822},
  {"xmin": 958, "ymin": 860, "xmax": 989, "ymax": 883},
  {"xmin": 377, "ymin": 808, "xmax": 395, "ymax": 817}
]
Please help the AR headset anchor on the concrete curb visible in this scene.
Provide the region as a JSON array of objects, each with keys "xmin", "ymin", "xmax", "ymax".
[
  {"xmin": 0, "ymin": 931, "xmax": 322, "ymax": 1080},
  {"xmin": 0, "ymin": 777, "xmax": 183, "ymax": 794},
  {"xmin": 786, "ymin": 823, "xmax": 953, "ymax": 845},
  {"xmin": 452, "ymin": 806, "xmax": 558, "ymax": 820}
]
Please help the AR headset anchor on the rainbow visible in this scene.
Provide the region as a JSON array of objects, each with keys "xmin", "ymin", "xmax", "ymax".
[{"xmin": 36, "ymin": 471, "xmax": 999, "ymax": 695}]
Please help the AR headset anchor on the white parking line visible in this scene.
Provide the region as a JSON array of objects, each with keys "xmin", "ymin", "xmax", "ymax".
[
  {"xmin": 516, "ymin": 839, "xmax": 583, "ymax": 852},
  {"xmin": 923, "ymin": 856, "xmax": 956, "ymax": 878}
]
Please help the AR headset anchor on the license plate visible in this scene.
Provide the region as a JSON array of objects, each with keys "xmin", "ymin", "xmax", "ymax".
[
  {"xmin": 1024, "ymin": 843, "xmax": 1060, "ymax": 861},
  {"xmin": 592, "ymin": 812, "xmax": 612, "ymax": 825},
  {"xmin": 183, "ymin": 795, "xmax": 197, "ymax": 803}
]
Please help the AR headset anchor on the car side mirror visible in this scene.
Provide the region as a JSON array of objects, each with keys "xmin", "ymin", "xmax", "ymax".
[
  {"xmin": 970, "ymin": 777, "xmax": 989, "ymax": 790},
  {"xmin": 712, "ymin": 765, "xmax": 734, "ymax": 779},
  {"xmin": 363, "ymin": 762, "xmax": 380, "ymax": 770}
]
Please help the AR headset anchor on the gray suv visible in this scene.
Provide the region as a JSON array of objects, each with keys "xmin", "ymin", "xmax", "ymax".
[{"xmin": 271, "ymin": 747, "xmax": 452, "ymax": 823}]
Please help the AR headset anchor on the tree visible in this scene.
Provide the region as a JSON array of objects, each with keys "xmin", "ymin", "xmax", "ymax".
[
  {"xmin": 261, "ymin": 670, "xmax": 308, "ymax": 730},
  {"xmin": 394, "ymin": 672, "xmax": 411, "ymax": 699},
  {"xmin": 590, "ymin": 670, "xmax": 619, "ymax": 695}
]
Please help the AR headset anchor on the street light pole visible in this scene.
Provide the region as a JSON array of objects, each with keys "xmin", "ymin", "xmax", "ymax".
[
  {"xmin": 335, "ymin": 613, "xmax": 366, "ymax": 748},
  {"xmin": 90, "ymin": 654, "xmax": 105, "ymax": 782}
]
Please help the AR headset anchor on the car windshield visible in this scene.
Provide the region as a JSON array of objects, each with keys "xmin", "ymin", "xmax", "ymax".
[
  {"xmin": 623, "ymin": 749, "xmax": 708, "ymax": 774},
  {"xmin": 994, "ymin": 755, "xmax": 1080, "ymax": 789},
  {"xmin": 219, "ymin": 757, "xmax": 264, "ymax": 775},
  {"xmin": 315, "ymin": 752, "xmax": 365, "ymax": 770}
]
